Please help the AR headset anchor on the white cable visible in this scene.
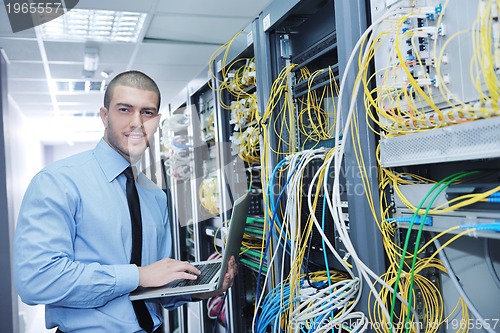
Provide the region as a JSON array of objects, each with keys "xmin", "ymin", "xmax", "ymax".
[
  {"xmin": 162, "ymin": 113, "xmax": 189, "ymax": 132},
  {"xmin": 434, "ymin": 237, "xmax": 497, "ymax": 333},
  {"xmin": 291, "ymin": 279, "xmax": 360, "ymax": 322},
  {"xmin": 306, "ymin": 153, "xmax": 363, "ymax": 327},
  {"xmin": 257, "ymin": 148, "xmax": 327, "ymax": 332},
  {"xmin": 318, "ymin": 6, "xmax": 423, "ymax": 329},
  {"xmin": 484, "ymin": 238, "xmax": 500, "ymax": 289},
  {"xmin": 252, "ymin": 158, "xmax": 294, "ymax": 332},
  {"xmin": 307, "ymin": 154, "xmax": 355, "ymax": 277},
  {"xmin": 314, "ymin": 311, "xmax": 369, "ymax": 333}
]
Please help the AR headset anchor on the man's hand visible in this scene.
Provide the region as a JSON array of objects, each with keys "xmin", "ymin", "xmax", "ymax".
[
  {"xmin": 191, "ymin": 256, "xmax": 239, "ymax": 300},
  {"xmin": 138, "ymin": 258, "xmax": 201, "ymax": 288}
]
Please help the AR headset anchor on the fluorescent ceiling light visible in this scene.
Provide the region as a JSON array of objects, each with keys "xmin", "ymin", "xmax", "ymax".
[
  {"xmin": 54, "ymin": 80, "xmax": 106, "ymax": 93},
  {"xmin": 40, "ymin": 9, "xmax": 147, "ymax": 43}
]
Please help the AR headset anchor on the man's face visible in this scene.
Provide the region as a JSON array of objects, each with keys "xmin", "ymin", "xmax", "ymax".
[{"xmin": 100, "ymin": 85, "xmax": 161, "ymax": 163}]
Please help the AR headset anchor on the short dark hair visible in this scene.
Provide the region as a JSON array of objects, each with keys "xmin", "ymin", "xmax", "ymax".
[{"xmin": 104, "ymin": 71, "xmax": 161, "ymax": 110}]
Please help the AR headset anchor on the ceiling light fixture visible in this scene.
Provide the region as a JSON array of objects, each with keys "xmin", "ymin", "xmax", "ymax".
[
  {"xmin": 100, "ymin": 69, "xmax": 112, "ymax": 78},
  {"xmin": 39, "ymin": 9, "xmax": 147, "ymax": 43},
  {"xmin": 54, "ymin": 80, "xmax": 105, "ymax": 93},
  {"xmin": 83, "ymin": 46, "xmax": 99, "ymax": 72}
]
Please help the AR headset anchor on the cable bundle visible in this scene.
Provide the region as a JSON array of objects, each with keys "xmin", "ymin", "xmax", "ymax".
[
  {"xmin": 161, "ymin": 113, "xmax": 189, "ymax": 133},
  {"xmin": 161, "ymin": 134, "xmax": 192, "ymax": 181},
  {"xmin": 198, "ymin": 3, "xmax": 500, "ymax": 333},
  {"xmin": 230, "ymin": 93, "xmax": 258, "ymax": 131},
  {"xmin": 231, "ymin": 126, "xmax": 260, "ymax": 164},
  {"xmin": 199, "ymin": 177, "xmax": 220, "ymax": 215},
  {"xmin": 208, "ymin": 36, "xmax": 258, "ymax": 111},
  {"xmin": 362, "ymin": 1, "xmax": 500, "ymax": 137},
  {"xmin": 255, "ymin": 271, "xmax": 357, "ymax": 333},
  {"xmin": 296, "ymin": 66, "xmax": 339, "ymax": 149},
  {"xmin": 375, "ymin": 168, "xmax": 500, "ymax": 333},
  {"xmin": 251, "ymin": 147, "xmax": 371, "ymax": 332}
]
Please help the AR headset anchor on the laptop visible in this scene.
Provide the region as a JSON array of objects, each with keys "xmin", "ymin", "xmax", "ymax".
[{"xmin": 129, "ymin": 192, "xmax": 249, "ymax": 300}]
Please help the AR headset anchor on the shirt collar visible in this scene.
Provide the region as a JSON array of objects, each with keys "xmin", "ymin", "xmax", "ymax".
[{"xmin": 94, "ymin": 138, "xmax": 131, "ymax": 182}]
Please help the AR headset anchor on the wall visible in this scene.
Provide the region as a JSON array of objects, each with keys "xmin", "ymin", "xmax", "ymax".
[
  {"xmin": 0, "ymin": 45, "xmax": 17, "ymax": 333},
  {"xmin": 10, "ymin": 112, "xmax": 49, "ymax": 333},
  {"xmin": 44, "ymin": 141, "xmax": 97, "ymax": 165},
  {"xmin": 4, "ymin": 81, "xmax": 46, "ymax": 333}
]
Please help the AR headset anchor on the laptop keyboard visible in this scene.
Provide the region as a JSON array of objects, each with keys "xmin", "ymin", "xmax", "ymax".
[{"xmin": 166, "ymin": 262, "xmax": 222, "ymax": 288}]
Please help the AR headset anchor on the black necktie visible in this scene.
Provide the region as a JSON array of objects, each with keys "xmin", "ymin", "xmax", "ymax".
[{"xmin": 124, "ymin": 166, "xmax": 154, "ymax": 333}]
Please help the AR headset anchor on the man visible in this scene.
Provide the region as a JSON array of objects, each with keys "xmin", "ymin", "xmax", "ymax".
[{"xmin": 14, "ymin": 71, "xmax": 237, "ymax": 332}]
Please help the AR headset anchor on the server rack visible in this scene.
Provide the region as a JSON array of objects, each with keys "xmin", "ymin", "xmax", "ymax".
[
  {"xmin": 160, "ymin": 22, "xmax": 259, "ymax": 333},
  {"xmin": 209, "ymin": 21, "xmax": 267, "ymax": 333},
  {"xmin": 251, "ymin": 0, "xmax": 385, "ymax": 331},
  {"xmin": 159, "ymin": 97, "xmax": 190, "ymax": 333},
  {"xmin": 159, "ymin": 0, "xmax": 500, "ymax": 332},
  {"xmin": 369, "ymin": 0, "xmax": 500, "ymax": 332}
]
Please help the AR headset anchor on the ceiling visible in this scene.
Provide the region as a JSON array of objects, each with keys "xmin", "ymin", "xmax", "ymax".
[{"xmin": 0, "ymin": 0, "xmax": 272, "ymax": 144}]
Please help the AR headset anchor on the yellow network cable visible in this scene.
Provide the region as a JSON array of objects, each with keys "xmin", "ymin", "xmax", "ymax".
[
  {"xmin": 208, "ymin": 31, "xmax": 242, "ymax": 92},
  {"xmin": 371, "ymin": 165, "xmax": 500, "ymax": 333},
  {"xmin": 199, "ymin": 177, "xmax": 220, "ymax": 215},
  {"xmin": 254, "ymin": 63, "xmax": 298, "ymax": 294},
  {"xmin": 351, "ymin": 19, "xmax": 489, "ymax": 330},
  {"xmin": 234, "ymin": 126, "xmax": 261, "ymax": 164},
  {"xmin": 296, "ymin": 66, "xmax": 339, "ymax": 148},
  {"xmin": 255, "ymin": 4, "xmax": 499, "ymax": 332},
  {"xmin": 471, "ymin": 0, "xmax": 500, "ymax": 108},
  {"xmin": 363, "ymin": 1, "xmax": 500, "ymax": 138},
  {"xmin": 258, "ymin": 63, "xmax": 298, "ymax": 159},
  {"xmin": 307, "ymin": 2, "xmax": 500, "ymax": 333},
  {"xmin": 391, "ymin": 178, "xmax": 500, "ymax": 215}
]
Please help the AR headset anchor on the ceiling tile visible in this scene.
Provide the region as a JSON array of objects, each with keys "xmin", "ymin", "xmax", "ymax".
[
  {"xmin": 49, "ymin": 63, "xmax": 91, "ymax": 79},
  {"xmin": 133, "ymin": 42, "xmax": 216, "ymax": 66},
  {"xmin": 131, "ymin": 64, "xmax": 202, "ymax": 82},
  {"xmin": 8, "ymin": 79, "xmax": 50, "ymax": 93},
  {"xmin": 44, "ymin": 41, "xmax": 136, "ymax": 65},
  {"xmin": 12, "ymin": 92, "xmax": 53, "ymax": 104},
  {"xmin": 74, "ymin": 0, "xmax": 155, "ymax": 13},
  {"xmin": 155, "ymin": 0, "xmax": 272, "ymax": 18},
  {"xmin": 43, "ymin": 41, "xmax": 86, "ymax": 62},
  {"xmin": 7, "ymin": 62, "xmax": 46, "ymax": 79},
  {"xmin": 146, "ymin": 14, "xmax": 249, "ymax": 44},
  {"xmin": 56, "ymin": 94, "xmax": 103, "ymax": 105},
  {"xmin": 99, "ymin": 44, "xmax": 137, "ymax": 65},
  {"xmin": 0, "ymin": 38, "xmax": 41, "ymax": 61}
]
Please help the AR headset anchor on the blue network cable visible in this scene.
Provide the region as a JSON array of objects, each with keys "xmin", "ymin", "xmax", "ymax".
[
  {"xmin": 256, "ymin": 281, "xmax": 293, "ymax": 333},
  {"xmin": 254, "ymin": 157, "xmax": 304, "ymax": 326},
  {"xmin": 322, "ymin": 192, "xmax": 331, "ymax": 285},
  {"xmin": 459, "ymin": 223, "xmax": 500, "ymax": 232},
  {"xmin": 320, "ymin": 191, "xmax": 336, "ymax": 333},
  {"xmin": 268, "ymin": 158, "xmax": 293, "ymax": 251},
  {"xmin": 256, "ymin": 153, "xmax": 329, "ymax": 330}
]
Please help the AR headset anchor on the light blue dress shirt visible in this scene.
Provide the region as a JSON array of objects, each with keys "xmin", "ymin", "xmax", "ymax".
[{"xmin": 14, "ymin": 139, "xmax": 188, "ymax": 332}]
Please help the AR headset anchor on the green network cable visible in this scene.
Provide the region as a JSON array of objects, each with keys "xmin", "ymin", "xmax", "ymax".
[{"xmin": 389, "ymin": 170, "xmax": 480, "ymax": 333}]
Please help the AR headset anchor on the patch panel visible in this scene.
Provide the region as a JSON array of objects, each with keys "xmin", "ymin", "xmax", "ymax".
[{"xmin": 370, "ymin": 0, "xmax": 500, "ymax": 137}]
